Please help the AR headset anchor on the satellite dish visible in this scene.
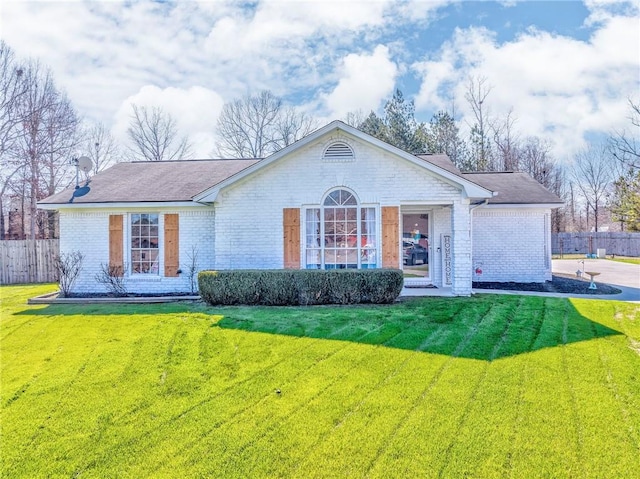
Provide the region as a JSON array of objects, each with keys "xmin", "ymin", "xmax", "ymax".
[
  {"xmin": 72, "ymin": 185, "xmax": 91, "ymax": 198},
  {"xmin": 77, "ymin": 156, "xmax": 93, "ymax": 173}
]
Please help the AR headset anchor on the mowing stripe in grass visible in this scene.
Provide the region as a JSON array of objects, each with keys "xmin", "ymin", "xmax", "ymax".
[
  {"xmin": 149, "ymin": 317, "xmax": 434, "ymax": 476},
  {"xmin": 181, "ymin": 346, "xmax": 412, "ymax": 477},
  {"xmin": 561, "ymin": 304, "xmax": 640, "ymax": 476},
  {"xmin": 500, "ymin": 299, "xmax": 580, "ymax": 478},
  {"xmin": 144, "ymin": 335, "xmax": 387, "ymax": 475},
  {"xmin": 435, "ymin": 298, "xmax": 523, "ymax": 478},
  {"xmin": 276, "ymin": 326, "xmax": 458, "ymax": 477},
  {"xmin": 357, "ymin": 300, "xmax": 499, "ymax": 478},
  {"xmin": 70, "ymin": 331, "xmax": 329, "ymax": 476},
  {"xmin": 74, "ymin": 319, "xmax": 395, "ymax": 477},
  {"xmin": 596, "ymin": 336, "xmax": 640, "ymax": 452},
  {"xmin": 170, "ymin": 307, "xmax": 472, "ymax": 478}
]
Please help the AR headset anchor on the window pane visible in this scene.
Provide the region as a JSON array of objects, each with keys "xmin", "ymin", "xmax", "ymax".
[{"xmin": 131, "ymin": 213, "xmax": 159, "ymax": 275}]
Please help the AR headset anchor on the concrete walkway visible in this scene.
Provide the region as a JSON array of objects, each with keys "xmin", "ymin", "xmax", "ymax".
[{"xmin": 400, "ymin": 259, "xmax": 640, "ymax": 302}]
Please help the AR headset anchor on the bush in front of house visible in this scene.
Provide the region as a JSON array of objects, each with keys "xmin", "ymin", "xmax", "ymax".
[{"xmin": 198, "ymin": 269, "xmax": 403, "ymax": 306}]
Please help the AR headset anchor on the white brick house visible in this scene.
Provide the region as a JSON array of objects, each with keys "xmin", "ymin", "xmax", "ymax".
[{"xmin": 39, "ymin": 121, "xmax": 563, "ymax": 296}]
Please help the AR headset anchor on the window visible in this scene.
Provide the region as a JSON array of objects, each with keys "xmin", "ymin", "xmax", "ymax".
[
  {"xmin": 130, "ymin": 213, "xmax": 159, "ymax": 274},
  {"xmin": 305, "ymin": 189, "xmax": 377, "ymax": 269}
]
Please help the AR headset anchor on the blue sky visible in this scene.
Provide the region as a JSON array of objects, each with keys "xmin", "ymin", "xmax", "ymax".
[{"xmin": 2, "ymin": 0, "xmax": 638, "ymax": 161}]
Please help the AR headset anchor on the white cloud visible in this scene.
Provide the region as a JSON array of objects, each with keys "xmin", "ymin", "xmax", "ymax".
[
  {"xmin": 413, "ymin": 8, "xmax": 640, "ymax": 161},
  {"xmin": 321, "ymin": 45, "xmax": 399, "ymax": 118}
]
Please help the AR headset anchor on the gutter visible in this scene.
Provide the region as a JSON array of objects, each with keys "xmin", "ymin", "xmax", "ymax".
[{"xmin": 470, "ymin": 198, "xmax": 490, "ymax": 211}]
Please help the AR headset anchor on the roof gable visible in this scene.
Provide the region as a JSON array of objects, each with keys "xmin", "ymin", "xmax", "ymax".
[{"xmin": 194, "ymin": 121, "xmax": 494, "ymax": 202}]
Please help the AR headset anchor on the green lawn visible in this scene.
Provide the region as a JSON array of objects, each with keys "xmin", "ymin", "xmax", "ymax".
[
  {"xmin": 609, "ymin": 257, "xmax": 640, "ymax": 265},
  {"xmin": 553, "ymin": 253, "xmax": 640, "ymax": 265},
  {"xmin": 2, "ymin": 284, "xmax": 639, "ymax": 478}
]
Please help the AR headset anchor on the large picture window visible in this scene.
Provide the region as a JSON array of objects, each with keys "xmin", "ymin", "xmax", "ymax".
[
  {"xmin": 130, "ymin": 213, "xmax": 159, "ymax": 274},
  {"xmin": 305, "ymin": 189, "xmax": 377, "ymax": 269}
]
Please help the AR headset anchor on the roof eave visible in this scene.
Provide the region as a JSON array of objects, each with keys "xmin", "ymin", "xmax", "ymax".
[
  {"xmin": 38, "ymin": 200, "xmax": 205, "ymax": 210},
  {"xmin": 484, "ymin": 202, "xmax": 564, "ymax": 209}
]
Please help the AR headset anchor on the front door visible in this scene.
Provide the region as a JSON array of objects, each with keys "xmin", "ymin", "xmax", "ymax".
[{"xmin": 402, "ymin": 212, "xmax": 430, "ymax": 282}]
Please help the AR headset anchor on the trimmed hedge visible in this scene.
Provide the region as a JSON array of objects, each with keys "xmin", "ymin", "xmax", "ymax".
[{"xmin": 198, "ymin": 269, "xmax": 404, "ymax": 306}]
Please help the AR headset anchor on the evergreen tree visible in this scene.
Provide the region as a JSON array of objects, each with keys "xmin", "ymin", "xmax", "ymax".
[
  {"xmin": 423, "ymin": 111, "xmax": 469, "ymax": 169},
  {"xmin": 609, "ymin": 168, "xmax": 640, "ymax": 231},
  {"xmin": 356, "ymin": 89, "xmax": 425, "ymax": 154}
]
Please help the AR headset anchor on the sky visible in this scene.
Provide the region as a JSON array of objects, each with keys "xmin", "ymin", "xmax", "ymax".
[{"xmin": 2, "ymin": 0, "xmax": 639, "ymax": 162}]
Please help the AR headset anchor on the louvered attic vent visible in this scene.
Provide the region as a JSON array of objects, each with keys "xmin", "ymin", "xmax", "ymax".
[{"xmin": 323, "ymin": 142, "xmax": 355, "ymax": 162}]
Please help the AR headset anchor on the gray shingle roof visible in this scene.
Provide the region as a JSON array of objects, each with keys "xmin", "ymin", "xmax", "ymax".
[
  {"xmin": 415, "ymin": 154, "xmax": 463, "ymax": 176},
  {"xmin": 40, "ymin": 159, "xmax": 261, "ymax": 205},
  {"xmin": 462, "ymin": 172, "xmax": 564, "ymax": 205},
  {"xmin": 40, "ymin": 155, "xmax": 562, "ymax": 207}
]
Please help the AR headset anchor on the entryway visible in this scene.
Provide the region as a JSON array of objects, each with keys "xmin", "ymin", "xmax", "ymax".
[{"xmin": 401, "ymin": 212, "xmax": 430, "ymax": 284}]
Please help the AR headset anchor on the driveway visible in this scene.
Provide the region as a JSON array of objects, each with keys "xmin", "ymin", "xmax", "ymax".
[{"xmin": 552, "ymin": 259, "xmax": 640, "ymax": 302}]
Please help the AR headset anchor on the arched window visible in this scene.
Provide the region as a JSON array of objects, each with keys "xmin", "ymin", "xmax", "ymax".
[{"xmin": 305, "ymin": 189, "xmax": 377, "ymax": 269}]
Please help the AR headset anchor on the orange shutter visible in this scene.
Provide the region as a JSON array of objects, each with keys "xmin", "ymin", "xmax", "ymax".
[
  {"xmin": 283, "ymin": 208, "xmax": 300, "ymax": 269},
  {"xmin": 382, "ymin": 206, "xmax": 399, "ymax": 268},
  {"xmin": 164, "ymin": 214, "xmax": 179, "ymax": 277},
  {"xmin": 109, "ymin": 214, "xmax": 124, "ymax": 276}
]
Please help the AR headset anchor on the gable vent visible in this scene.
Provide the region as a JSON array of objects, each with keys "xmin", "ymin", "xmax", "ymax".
[{"xmin": 323, "ymin": 142, "xmax": 355, "ymax": 162}]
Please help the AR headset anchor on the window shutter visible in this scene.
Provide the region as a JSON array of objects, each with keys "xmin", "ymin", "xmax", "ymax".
[
  {"xmin": 109, "ymin": 214, "xmax": 124, "ymax": 276},
  {"xmin": 382, "ymin": 206, "xmax": 399, "ymax": 268},
  {"xmin": 283, "ymin": 208, "xmax": 300, "ymax": 269},
  {"xmin": 164, "ymin": 214, "xmax": 179, "ymax": 277}
]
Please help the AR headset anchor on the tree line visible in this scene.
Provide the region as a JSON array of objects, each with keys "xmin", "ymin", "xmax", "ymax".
[
  {"xmin": 350, "ymin": 80, "xmax": 639, "ymax": 233},
  {"xmin": 1, "ymin": 40, "xmax": 638, "ymax": 240}
]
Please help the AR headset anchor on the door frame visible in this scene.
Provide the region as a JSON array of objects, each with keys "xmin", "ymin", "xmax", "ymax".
[{"xmin": 400, "ymin": 207, "xmax": 432, "ymax": 285}]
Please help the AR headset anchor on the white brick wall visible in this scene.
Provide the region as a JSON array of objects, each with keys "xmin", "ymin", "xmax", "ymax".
[
  {"xmin": 213, "ymin": 133, "xmax": 465, "ymax": 274},
  {"xmin": 452, "ymin": 199, "xmax": 472, "ymax": 296},
  {"xmin": 59, "ymin": 208, "xmax": 215, "ymax": 294},
  {"xmin": 472, "ymin": 207, "xmax": 552, "ymax": 283}
]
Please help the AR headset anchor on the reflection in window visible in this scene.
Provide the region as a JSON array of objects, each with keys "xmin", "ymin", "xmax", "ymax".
[
  {"xmin": 131, "ymin": 213, "xmax": 159, "ymax": 274},
  {"xmin": 305, "ymin": 189, "xmax": 376, "ymax": 269}
]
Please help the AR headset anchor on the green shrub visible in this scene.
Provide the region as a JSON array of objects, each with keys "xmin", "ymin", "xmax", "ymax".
[{"xmin": 198, "ymin": 269, "xmax": 403, "ymax": 306}]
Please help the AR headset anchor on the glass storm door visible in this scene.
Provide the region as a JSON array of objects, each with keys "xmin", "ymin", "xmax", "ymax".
[{"xmin": 402, "ymin": 213, "xmax": 430, "ymax": 280}]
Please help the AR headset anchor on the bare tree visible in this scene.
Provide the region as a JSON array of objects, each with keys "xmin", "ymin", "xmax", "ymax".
[
  {"xmin": 0, "ymin": 41, "xmax": 27, "ymax": 239},
  {"xmin": 465, "ymin": 76, "xmax": 493, "ymax": 171},
  {"xmin": 11, "ymin": 60, "xmax": 80, "ymax": 239},
  {"xmin": 215, "ymin": 90, "xmax": 282, "ymax": 158},
  {"xmin": 84, "ymin": 122, "xmax": 119, "ymax": 172},
  {"xmin": 572, "ymin": 144, "xmax": 612, "ymax": 232},
  {"xmin": 214, "ymin": 90, "xmax": 317, "ymax": 158},
  {"xmin": 609, "ymin": 99, "xmax": 640, "ymax": 171},
  {"xmin": 0, "ymin": 41, "xmax": 27, "ymax": 161},
  {"xmin": 491, "ymin": 109, "xmax": 520, "ymax": 171},
  {"xmin": 126, "ymin": 104, "xmax": 192, "ymax": 162},
  {"xmin": 342, "ymin": 110, "xmax": 367, "ymax": 128},
  {"xmin": 275, "ymin": 106, "xmax": 318, "ymax": 149}
]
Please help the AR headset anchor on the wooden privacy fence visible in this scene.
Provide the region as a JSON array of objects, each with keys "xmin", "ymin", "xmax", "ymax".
[
  {"xmin": 552, "ymin": 232, "xmax": 640, "ymax": 257},
  {"xmin": 0, "ymin": 239, "xmax": 59, "ymax": 284}
]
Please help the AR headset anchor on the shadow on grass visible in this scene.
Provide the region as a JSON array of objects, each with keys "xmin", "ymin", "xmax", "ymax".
[
  {"xmin": 13, "ymin": 295, "xmax": 622, "ymax": 361},
  {"xmin": 214, "ymin": 295, "xmax": 622, "ymax": 361}
]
